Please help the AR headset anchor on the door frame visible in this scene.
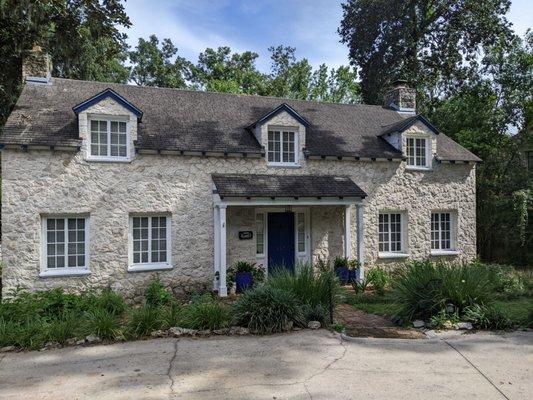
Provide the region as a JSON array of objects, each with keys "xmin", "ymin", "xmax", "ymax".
[{"xmin": 255, "ymin": 207, "xmax": 310, "ymax": 272}]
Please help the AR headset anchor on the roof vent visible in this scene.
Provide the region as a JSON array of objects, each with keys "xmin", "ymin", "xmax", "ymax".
[
  {"xmin": 383, "ymin": 79, "xmax": 416, "ymax": 114},
  {"xmin": 22, "ymin": 45, "xmax": 52, "ymax": 85}
]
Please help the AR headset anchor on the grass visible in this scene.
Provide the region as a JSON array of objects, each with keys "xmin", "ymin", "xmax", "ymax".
[
  {"xmin": 344, "ymin": 291, "xmax": 398, "ymax": 317},
  {"xmin": 493, "ymin": 297, "xmax": 533, "ymax": 327}
]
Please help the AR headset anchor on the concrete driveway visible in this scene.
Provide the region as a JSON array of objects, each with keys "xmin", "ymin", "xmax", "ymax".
[{"xmin": 0, "ymin": 330, "xmax": 531, "ymax": 399}]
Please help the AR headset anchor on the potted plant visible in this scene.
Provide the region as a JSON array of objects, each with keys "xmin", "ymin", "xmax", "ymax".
[
  {"xmin": 333, "ymin": 257, "xmax": 349, "ymax": 285},
  {"xmin": 227, "ymin": 261, "xmax": 265, "ymax": 293},
  {"xmin": 348, "ymin": 259, "xmax": 360, "ymax": 284}
]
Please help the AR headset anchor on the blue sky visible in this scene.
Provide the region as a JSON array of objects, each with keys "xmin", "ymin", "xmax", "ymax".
[{"xmin": 123, "ymin": 0, "xmax": 532, "ymax": 72}]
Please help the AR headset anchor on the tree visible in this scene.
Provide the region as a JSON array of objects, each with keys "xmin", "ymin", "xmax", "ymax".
[
  {"xmin": 310, "ymin": 65, "xmax": 361, "ymax": 104},
  {"xmin": 189, "ymin": 46, "xmax": 267, "ymax": 94},
  {"xmin": 268, "ymin": 45, "xmax": 313, "ymax": 99},
  {"xmin": 129, "ymin": 35, "xmax": 189, "ymax": 88},
  {"xmin": 339, "ymin": 0, "xmax": 514, "ymax": 106},
  {"xmin": 0, "ymin": 0, "xmax": 131, "ymax": 128}
]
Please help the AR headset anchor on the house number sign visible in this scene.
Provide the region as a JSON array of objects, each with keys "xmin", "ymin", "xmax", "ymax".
[{"xmin": 239, "ymin": 231, "xmax": 253, "ymax": 240}]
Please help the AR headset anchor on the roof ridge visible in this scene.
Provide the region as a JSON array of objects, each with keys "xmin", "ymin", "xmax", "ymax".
[{"xmin": 52, "ymin": 77, "xmax": 389, "ymax": 110}]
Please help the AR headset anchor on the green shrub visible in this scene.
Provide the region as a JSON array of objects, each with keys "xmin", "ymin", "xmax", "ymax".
[
  {"xmin": 267, "ymin": 263, "xmax": 342, "ymax": 309},
  {"xmin": 351, "ymin": 278, "xmax": 370, "ymax": 294},
  {"xmin": 127, "ymin": 305, "xmax": 163, "ymax": 338},
  {"xmin": 181, "ymin": 294, "xmax": 229, "ymax": 330},
  {"xmin": 0, "ymin": 318, "xmax": 48, "ymax": 350},
  {"xmin": 390, "ymin": 261, "xmax": 493, "ymax": 320},
  {"xmin": 480, "ymin": 264, "xmax": 526, "ymax": 298},
  {"xmin": 429, "ymin": 309, "xmax": 460, "ymax": 329},
  {"xmin": 367, "ymin": 267, "xmax": 390, "ymax": 295},
  {"xmin": 232, "ymin": 286, "xmax": 304, "ymax": 334},
  {"xmin": 159, "ymin": 303, "xmax": 183, "ymax": 329},
  {"xmin": 83, "ymin": 308, "xmax": 122, "ymax": 340},
  {"xmin": 331, "ymin": 322, "xmax": 346, "ymax": 333},
  {"xmin": 94, "ymin": 289, "xmax": 126, "ymax": 316},
  {"xmin": 301, "ymin": 304, "xmax": 327, "ymax": 324},
  {"xmin": 464, "ymin": 304, "xmax": 513, "ymax": 330},
  {"xmin": 47, "ymin": 312, "xmax": 78, "ymax": 344},
  {"xmin": 145, "ymin": 278, "xmax": 174, "ymax": 307}
]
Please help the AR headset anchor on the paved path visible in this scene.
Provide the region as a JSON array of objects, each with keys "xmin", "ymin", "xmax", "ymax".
[{"xmin": 0, "ymin": 330, "xmax": 531, "ymax": 399}]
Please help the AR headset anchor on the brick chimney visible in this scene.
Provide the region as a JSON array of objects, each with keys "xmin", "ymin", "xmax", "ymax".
[
  {"xmin": 22, "ymin": 45, "xmax": 52, "ymax": 85},
  {"xmin": 383, "ymin": 79, "xmax": 416, "ymax": 114}
]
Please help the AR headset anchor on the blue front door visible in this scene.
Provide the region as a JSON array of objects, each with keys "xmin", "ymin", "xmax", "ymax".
[{"xmin": 268, "ymin": 212, "xmax": 295, "ymax": 271}]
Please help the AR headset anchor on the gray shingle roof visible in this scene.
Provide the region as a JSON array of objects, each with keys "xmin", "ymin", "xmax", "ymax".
[
  {"xmin": 1, "ymin": 77, "xmax": 480, "ymax": 161},
  {"xmin": 212, "ymin": 174, "xmax": 367, "ymax": 198}
]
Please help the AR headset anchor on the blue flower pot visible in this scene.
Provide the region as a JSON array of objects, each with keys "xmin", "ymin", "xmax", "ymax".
[
  {"xmin": 348, "ymin": 269, "xmax": 358, "ymax": 284},
  {"xmin": 335, "ymin": 267, "xmax": 349, "ymax": 285},
  {"xmin": 236, "ymin": 272, "xmax": 253, "ymax": 293}
]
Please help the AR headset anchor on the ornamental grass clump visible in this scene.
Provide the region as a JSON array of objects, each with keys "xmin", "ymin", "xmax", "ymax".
[
  {"xmin": 127, "ymin": 305, "xmax": 164, "ymax": 338},
  {"xmin": 181, "ymin": 294, "xmax": 229, "ymax": 330},
  {"xmin": 82, "ymin": 308, "xmax": 122, "ymax": 340},
  {"xmin": 232, "ymin": 286, "xmax": 304, "ymax": 334},
  {"xmin": 390, "ymin": 261, "xmax": 493, "ymax": 321}
]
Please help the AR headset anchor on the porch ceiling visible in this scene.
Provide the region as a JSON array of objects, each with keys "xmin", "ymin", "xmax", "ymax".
[{"xmin": 212, "ymin": 173, "xmax": 367, "ymax": 199}]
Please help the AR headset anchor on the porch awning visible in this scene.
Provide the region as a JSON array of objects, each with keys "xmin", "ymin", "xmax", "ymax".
[{"xmin": 212, "ymin": 174, "xmax": 367, "ymax": 199}]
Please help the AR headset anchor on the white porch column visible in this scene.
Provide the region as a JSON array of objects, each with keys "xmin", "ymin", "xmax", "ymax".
[
  {"xmin": 213, "ymin": 205, "xmax": 220, "ymax": 291},
  {"xmin": 356, "ymin": 204, "xmax": 365, "ymax": 282},
  {"xmin": 218, "ymin": 204, "xmax": 228, "ymax": 297},
  {"xmin": 344, "ymin": 205, "xmax": 352, "ymax": 259}
]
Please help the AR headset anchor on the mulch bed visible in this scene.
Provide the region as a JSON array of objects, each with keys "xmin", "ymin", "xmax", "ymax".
[{"xmin": 336, "ymin": 304, "xmax": 425, "ymax": 339}]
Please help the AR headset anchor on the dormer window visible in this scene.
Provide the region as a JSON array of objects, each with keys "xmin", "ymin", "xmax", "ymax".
[
  {"xmin": 267, "ymin": 129, "xmax": 298, "ymax": 166},
  {"xmin": 87, "ymin": 117, "xmax": 130, "ymax": 161},
  {"xmin": 405, "ymin": 137, "xmax": 430, "ymax": 169}
]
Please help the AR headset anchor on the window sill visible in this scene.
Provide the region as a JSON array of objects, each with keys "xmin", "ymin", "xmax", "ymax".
[
  {"xmin": 127, "ymin": 264, "xmax": 173, "ymax": 273},
  {"xmin": 267, "ymin": 163, "xmax": 301, "ymax": 169},
  {"xmin": 378, "ymin": 252, "xmax": 410, "ymax": 259},
  {"xmin": 85, "ymin": 157, "xmax": 132, "ymax": 164},
  {"xmin": 405, "ymin": 166, "xmax": 431, "ymax": 171},
  {"xmin": 39, "ymin": 269, "xmax": 90, "ymax": 278},
  {"xmin": 430, "ymin": 250, "xmax": 459, "ymax": 256}
]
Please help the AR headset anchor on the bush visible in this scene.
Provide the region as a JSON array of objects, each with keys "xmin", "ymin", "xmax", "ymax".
[
  {"xmin": 95, "ymin": 289, "xmax": 126, "ymax": 316},
  {"xmin": 82, "ymin": 308, "xmax": 122, "ymax": 340},
  {"xmin": 226, "ymin": 261, "xmax": 265, "ymax": 289},
  {"xmin": 267, "ymin": 263, "xmax": 342, "ymax": 310},
  {"xmin": 429, "ymin": 309, "xmax": 460, "ymax": 329},
  {"xmin": 480, "ymin": 263, "xmax": 526, "ymax": 298},
  {"xmin": 366, "ymin": 267, "xmax": 390, "ymax": 295},
  {"xmin": 181, "ymin": 294, "xmax": 229, "ymax": 330},
  {"xmin": 0, "ymin": 317, "xmax": 49, "ymax": 350},
  {"xmin": 390, "ymin": 261, "xmax": 493, "ymax": 320},
  {"xmin": 159, "ymin": 302, "xmax": 183, "ymax": 329},
  {"xmin": 127, "ymin": 305, "xmax": 163, "ymax": 338},
  {"xmin": 145, "ymin": 278, "xmax": 174, "ymax": 307},
  {"xmin": 464, "ymin": 304, "xmax": 513, "ymax": 330},
  {"xmin": 232, "ymin": 286, "xmax": 304, "ymax": 334},
  {"xmin": 301, "ymin": 304, "xmax": 327, "ymax": 324},
  {"xmin": 47, "ymin": 312, "xmax": 78, "ymax": 344},
  {"xmin": 333, "ymin": 257, "xmax": 349, "ymax": 268}
]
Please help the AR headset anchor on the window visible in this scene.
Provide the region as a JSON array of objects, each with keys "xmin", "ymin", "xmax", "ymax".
[
  {"xmin": 89, "ymin": 119, "xmax": 129, "ymax": 160},
  {"xmin": 431, "ymin": 212, "xmax": 455, "ymax": 251},
  {"xmin": 267, "ymin": 129, "xmax": 298, "ymax": 165},
  {"xmin": 130, "ymin": 215, "xmax": 171, "ymax": 270},
  {"xmin": 296, "ymin": 212, "xmax": 306, "ymax": 253},
  {"xmin": 379, "ymin": 213, "xmax": 405, "ymax": 254},
  {"xmin": 42, "ymin": 216, "xmax": 89, "ymax": 275},
  {"xmin": 406, "ymin": 137, "xmax": 429, "ymax": 168},
  {"xmin": 256, "ymin": 213, "xmax": 265, "ymax": 255}
]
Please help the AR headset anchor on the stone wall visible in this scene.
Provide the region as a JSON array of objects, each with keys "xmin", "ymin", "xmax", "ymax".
[{"xmin": 1, "ymin": 120, "xmax": 476, "ymax": 298}]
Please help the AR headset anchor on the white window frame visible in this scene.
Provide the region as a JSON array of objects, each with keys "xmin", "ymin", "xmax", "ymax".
[
  {"xmin": 40, "ymin": 215, "xmax": 90, "ymax": 277},
  {"xmin": 128, "ymin": 214, "xmax": 172, "ymax": 272},
  {"xmin": 378, "ymin": 211, "xmax": 409, "ymax": 258},
  {"xmin": 405, "ymin": 134, "xmax": 431, "ymax": 170},
  {"xmin": 431, "ymin": 211, "xmax": 459, "ymax": 255},
  {"xmin": 255, "ymin": 212, "xmax": 266, "ymax": 257},
  {"xmin": 87, "ymin": 115, "xmax": 131, "ymax": 162},
  {"xmin": 267, "ymin": 126, "xmax": 299, "ymax": 167}
]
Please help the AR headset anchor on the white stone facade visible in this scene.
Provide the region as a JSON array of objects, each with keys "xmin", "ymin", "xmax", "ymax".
[{"xmin": 0, "ymin": 110, "xmax": 477, "ymax": 299}]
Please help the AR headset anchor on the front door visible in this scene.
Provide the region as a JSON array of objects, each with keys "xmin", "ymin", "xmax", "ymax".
[{"xmin": 268, "ymin": 212, "xmax": 295, "ymax": 272}]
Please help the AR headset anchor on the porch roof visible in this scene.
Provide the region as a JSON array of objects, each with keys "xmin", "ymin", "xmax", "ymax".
[{"xmin": 212, "ymin": 174, "xmax": 367, "ymax": 199}]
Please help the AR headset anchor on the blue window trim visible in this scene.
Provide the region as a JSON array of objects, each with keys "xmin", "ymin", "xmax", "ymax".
[
  {"xmin": 248, "ymin": 103, "xmax": 309, "ymax": 129},
  {"xmin": 72, "ymin": 88, "xmax": 143, "ymax": 120}
]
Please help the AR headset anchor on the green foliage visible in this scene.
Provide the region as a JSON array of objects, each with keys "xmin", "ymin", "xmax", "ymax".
[
  {"xmin": 232, "ymin": 286, "xmax": 304, "ymax": 334},
  {"xmin": 159, "ymin": 302, "xmax": 183, "ymax": 330},
  {"xmin": 429, "ymin": 309, "xmax": 460, "ymax": 329},
  {"xmin": 331, "ymin": 322, "xmax": 346, "ymax": 333},
  {"xmin": 366, "ymin": 267, "xmax": 390, "ymax": 295},
  {"xmin": 47, "ymin": 312, "xmax": 78, "ymax": 344},
  {"xmin": 226, "ymin": 261, "xmax": 265, "ymax": 289},
  {"xmin": 145, "ymin": 278, "xmax": 174, "ymax": 307},
  {"xmin": 267, "ymin": 263, "xmax": 342, "ymax": 310},
  {"xmin": 351, "ymin": 278, "xmax": 370, "ymax": 294},
  {"xmin": 127, "ymin": 305, "xmax": 163, "ymax": 338},
  {"xmin": 82, "ymin": 308, "xmax": 122, "ymax": 340},
  {"xmin": 95, "ymin": 288, "xmax": 126, "ymax": 316},
  {"xmin": 464, "ymin": 304, "xmax": 513, "ymax": 330},
  {"xmin": 333, "ymin": 257, "xmax": 349, "ymax": 269},
  {"xmin": 345, "ymin": 291, "xmax": 397, "ymax": 316},
  {"xmin": 181, "ymin": 294, "xmax": 229, "ymax": 330},
  {"xmin": 390, "ymin": 261, "xmax": 494, "ymax": 320},
  {"xmin": 301, "ymin": 304, "xmax": 327, "ymax": 325}
]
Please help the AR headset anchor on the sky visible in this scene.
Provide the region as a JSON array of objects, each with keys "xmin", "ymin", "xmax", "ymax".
[{"xmin": 122, "ymin": 0, "xmax": 532, "ymax": 72}]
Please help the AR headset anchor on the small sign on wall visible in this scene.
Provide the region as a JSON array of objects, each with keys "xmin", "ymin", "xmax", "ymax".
[{"xmin": 239, "ymin": 231, "xmax": 253, "ymax": 240}]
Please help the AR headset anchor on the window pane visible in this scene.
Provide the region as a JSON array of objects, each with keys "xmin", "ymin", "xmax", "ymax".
[
  {"xmin": 256, "ymin": 213, "xmax": 264, "ymax": 254},
  {"xmin": 379, "ymin": 213, "xmax": 403, "ymax": 253},
  {"xmin": 297, "ymin": 212, "xmax": 305, "ymax": 252}
]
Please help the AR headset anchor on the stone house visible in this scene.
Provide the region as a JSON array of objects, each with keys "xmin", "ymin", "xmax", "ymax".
[{"xmin": 0, "ymin": 49, "xmax": 481, "ymax": 298}]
